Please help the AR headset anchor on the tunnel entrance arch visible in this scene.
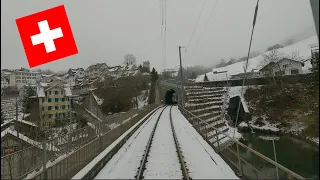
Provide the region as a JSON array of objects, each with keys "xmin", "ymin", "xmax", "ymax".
[{"xmin": 165, "ymin": 89, "xmax": 178, "ymax": 105}]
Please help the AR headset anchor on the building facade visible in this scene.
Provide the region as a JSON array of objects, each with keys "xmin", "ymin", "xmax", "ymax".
[
  {"xmin": 8, "ymin": 68, "xmax": 41, "ymax": 89},
  {"xmin": 34, "ymin": 82, "xmax": 74, "ymax": 126},
  {"xmin": 259, "ymin": 58, "xmax": 304, "ymax": 76}
]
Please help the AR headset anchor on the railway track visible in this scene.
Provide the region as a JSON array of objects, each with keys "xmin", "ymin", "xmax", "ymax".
[{"xmin": 135, "ymin": 105, "xmax": 190, "ymax": 180}]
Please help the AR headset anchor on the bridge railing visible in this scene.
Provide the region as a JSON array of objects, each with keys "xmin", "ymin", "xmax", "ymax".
[
  {"xmin": 0, "ymin": 104, "xmax": 157, "ymax": 180},
  {"xmin": 178, "ymin": 105, "xmax": 305, "ymax": 180}
]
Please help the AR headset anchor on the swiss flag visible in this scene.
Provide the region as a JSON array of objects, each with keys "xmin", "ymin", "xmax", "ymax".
[{"xmin": 16, "ymin": 5, "xmax": 78, "ymax": 68}]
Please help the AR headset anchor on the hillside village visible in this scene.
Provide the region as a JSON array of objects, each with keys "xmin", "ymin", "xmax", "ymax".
[{"xmin": 1, "ymin": 58, "xmax": 158, "ymax": 156}]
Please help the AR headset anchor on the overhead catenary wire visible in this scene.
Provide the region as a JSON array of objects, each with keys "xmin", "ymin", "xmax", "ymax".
[
  {"xmin": 233, "ymin": 0, "xmax": 260, "ymax": 138},
  {"xmin": 191, "ymin": 0, "xmax": 219, "ymax": 56},
  {"xmin": 186, "ymin": 0, "xmax": 207, "ymax": 52}
]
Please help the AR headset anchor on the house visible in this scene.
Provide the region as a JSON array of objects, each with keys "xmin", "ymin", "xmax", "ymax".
[
  {"xmin": 1, "ymin": 127, "xmax": 58, "ymax": 179},
  {"xmin": 31, "ymin": 82, "xmax": 74, "ymax": 127},
  {"xmin": 107, "ymin": 66, "xmax": 123, "ymax": 78},
  {"xmin": 63, "ymin": 68, "xmax": 85, "ymax": 86},
  {"xmin": 231, "ymin": 69, "xmax": 263, "ymax": 79},
  {"xmin": 259, "ymin": 58, "xmax": 304, "ymax": 76},
  {"xmin": 82, "ymin": 89, "xmax": 105, "ymax": 121},
  {"xmin": 85, "ymin": 63, "xmax": 108, "ymax": 78},
  {"xmin": 7, "ymin": 68, "xmax": 41, "ymax": 89}
]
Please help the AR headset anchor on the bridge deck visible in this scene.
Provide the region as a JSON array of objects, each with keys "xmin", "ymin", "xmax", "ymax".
[{"xmin": 78, "ymin": 106, "xmax": 239, "ymax": 179}]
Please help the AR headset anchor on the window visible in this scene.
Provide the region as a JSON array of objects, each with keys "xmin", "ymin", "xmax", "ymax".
[
  {"xmin": 55, "ymin": 91, "xmax": 59, "ymax": 95},
  {"xmin": 42, "ymin": 114, "xmax": 47, "ymax": 119},
  {"xmin": 55, "ymin": 105, "xmax": 59, "ymax": 110},
  {"xmin": 291, "ymin": 69, "xmax": 299, "ymax": 75},
  {"xmin": 62, "ymin": 98, "xmax": 65, "ymax": 102},
  {"xmin": 42, "ymin": 98, "xmax": 44, "ymax": 103},
  {"xmin": 48, "ymin": 98, "xmax": 52, "ymax": 102},
  {"xmin": 48, "ymin": 106, "xmax": 52, "ymax": 110},
  {"xmin": 61, "ymin": 91, "xmax": 64, "ymax": 95},
  {"xmin": 44, "ymin": 98, "xmax": 47, "ymax": 102},
  {"xmin": 283, "ymin": 64, "xmax": 288, "ymax": 68},
  {"xmin": 62, "ymin": 105, "xmax": 65, "ymax": 109},
  {"xmin": 22, "ymin": 80, "xmax": 26, "ymax": 83},
  {"xmin": 55, "ymin": 98, "xmax": 59, "ymax": 102},
  {"xmin": 49, "ymin": 91, "xmax": 52, "ymax": 95},
  {"xmin": 45, "ymin": 92, "xmax": 47, "ymax": 96}
]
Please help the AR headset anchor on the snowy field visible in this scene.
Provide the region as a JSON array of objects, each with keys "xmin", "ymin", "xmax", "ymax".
[
  {"xmin": 171, "ymin": 106, "xmax": 240, "ymax": 179},
  {"xmin": 196, "ymin": 36, "xmax": 319, "ymax": 82}
]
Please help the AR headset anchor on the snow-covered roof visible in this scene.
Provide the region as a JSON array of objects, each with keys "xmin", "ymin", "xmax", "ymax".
[
  {"xmin": 1, "ymin": 127, "xmax": 59, "ymax": 151},
  {"xmin": 86, "ymin": 63, "xmax": 108, "ymax": 72},
  {"xmin": 1, "ymin": 118, "xmax": 37, "ymax": 128},
  {"xmin": 90, "ymin": 89, "xmax": 104, "ymax": 106},
  {"xmin": 36, "ymin": 83, "xmax": 73, "ymax": 97}
]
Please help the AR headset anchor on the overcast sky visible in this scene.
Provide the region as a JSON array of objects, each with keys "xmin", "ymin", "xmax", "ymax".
[{"xmin": 1, "ymin": 0, "xmax": 317, "ymax": 72}]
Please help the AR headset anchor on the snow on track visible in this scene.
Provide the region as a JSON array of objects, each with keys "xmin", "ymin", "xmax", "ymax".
[
  {"xmin": 171, "ymin": 106, "xmax": 240, "ymax": 179},
  {"xmin": 94, "ymin": 107, "xmax": 165, "ymax": 179},
  {"xmin": 144, "ymin": 107, "xmax": 183, "ymax": 179}
]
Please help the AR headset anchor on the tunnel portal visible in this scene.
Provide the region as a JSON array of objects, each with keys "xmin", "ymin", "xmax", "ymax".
[{"xmin": 165, "ymin": 89, "xmax": 178, "ymax": 105}]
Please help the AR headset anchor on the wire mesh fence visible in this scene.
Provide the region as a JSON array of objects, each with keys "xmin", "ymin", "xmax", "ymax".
[{"xmin": 1, "ymin": 104, "xmax": 157, "ymax": 180}]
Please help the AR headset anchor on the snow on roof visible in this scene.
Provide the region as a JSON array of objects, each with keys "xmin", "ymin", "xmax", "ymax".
[
  {"xmin": 1, "ymin": 115, "xmax": 37, "ymax": 128},
  {"xmin": 64, "ymin": 87, "xmax": 72, "ymax": 96},
  {"xmin": 196, "ymin": 36, "xmax": 319, "ymax": 82},
  {"xmin": 1, "ymin": 127, "xmax": 59, "ymax": 151},
  {"xmin": 37, "ymin": 85, "xmax": 46, "ymax": 97}
]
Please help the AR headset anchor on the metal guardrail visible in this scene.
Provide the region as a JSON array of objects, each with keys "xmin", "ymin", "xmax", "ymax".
[
  {"xmin": 178, "ymin": 105, "xmax": 305, "ymax": 180},
  {"xmin": 1, "ymin": 104, "xmax": 158, "ymax": 180}
]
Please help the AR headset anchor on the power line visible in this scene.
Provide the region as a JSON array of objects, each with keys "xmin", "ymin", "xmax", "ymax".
[
  {"xmin": 186, "ymin": 0, "xmax": 207, "ymax": 52},
  {"xmin": 191, "ymin": 0, "xmax": 219, "ymax": 56}
]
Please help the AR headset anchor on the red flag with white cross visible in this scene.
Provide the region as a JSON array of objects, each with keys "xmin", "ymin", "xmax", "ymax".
[{"xmin": 15, "ymin": 5, "xmax": 78, "ymax": 68}]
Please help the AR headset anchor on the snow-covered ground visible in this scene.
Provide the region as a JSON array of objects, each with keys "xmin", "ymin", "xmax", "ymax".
[
  {"xmin": 144, "ymin": 107, "xmax": 182, "ymax": 179},
  {"xmin": 73, "ymin": 107, "xmax": 160, "ymax": 179},
  {"xmin": 238, "ymin": 117, "xmax": 280, "ymax": 132},
  {"xmin": 171, "ymin": 106, "xmax": 240, "ymax": 179},
  {"xmin": 93, "ymin": 107, "xmax": 164, "ymax": 179},
  {"xmin": 196, "ymin": 36, "xmax": 319, "ymax": 82}
]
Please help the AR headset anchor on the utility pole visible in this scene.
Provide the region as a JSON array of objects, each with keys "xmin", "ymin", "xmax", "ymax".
[{"xmin": 179, "ymin": 46, "xmax": 185, "ymax": 107}]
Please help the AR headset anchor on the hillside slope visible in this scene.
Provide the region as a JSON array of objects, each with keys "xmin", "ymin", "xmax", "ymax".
[{"xmin": 196, "ymin": 36, "xmax": 319, "ymax": 82}]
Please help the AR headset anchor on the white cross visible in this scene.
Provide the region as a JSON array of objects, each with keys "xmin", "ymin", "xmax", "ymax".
[{"xmin": 30, "ymin": 20, "xmax": 63, "ymax": 53}]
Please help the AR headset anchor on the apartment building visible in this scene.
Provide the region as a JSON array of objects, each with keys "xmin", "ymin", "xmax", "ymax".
[
  {"xmin": 8, "ymin": 68, "xmax": 41, "ymax": 89},
  {"xmin": 33, "ymin": 82, "xmax": 74, "ymax": 126}
]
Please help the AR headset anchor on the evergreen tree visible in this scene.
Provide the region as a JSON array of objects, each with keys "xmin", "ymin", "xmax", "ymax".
[
  {"xmin": 191, "ymin": 72, "xmax": 197, "ymax": 79},
  {"xmin": 203, "ymin": 73, "xmax": 209, "ymax": 81},
  {"xmin": 22, "ymin": 86, "xmax": 36, "ymax": 113},
  {"xmin": 150, "ymin": 68, "xmax": 159, "ymax": 83}
]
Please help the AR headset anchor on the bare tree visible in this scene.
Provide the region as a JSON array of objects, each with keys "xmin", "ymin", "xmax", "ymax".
[
  {"xmin": 123, "ymin": 54, "xmax": 137, "ymax": 66},
  {"xmin": 259, "ymin": 49, "xmax": 285, "ymax": 87},
  {"xmin": 286, "ymin": 50, "xmax": 302, "ymax": 61}
]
